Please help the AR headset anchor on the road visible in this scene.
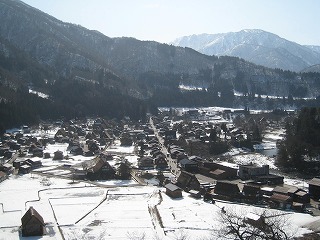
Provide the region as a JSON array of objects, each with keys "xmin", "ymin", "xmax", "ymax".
[{"xmin": 149, "ymin": 117, "xmax": 180, "ymax": 177}]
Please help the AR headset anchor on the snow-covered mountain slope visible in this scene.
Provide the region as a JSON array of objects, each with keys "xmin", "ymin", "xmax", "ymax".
[{"xmin": 171, "ymin": 29, "xmax": 320, "ymax": 72}]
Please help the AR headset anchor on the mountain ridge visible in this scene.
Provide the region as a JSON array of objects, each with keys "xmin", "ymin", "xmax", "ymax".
[
  {"xmin": 171, "ymin": 29, "xmax": 320, "ymax": 72},
  {"xmin": 1, "ymin": 0, "xmax": 320, "ymax": 129}
]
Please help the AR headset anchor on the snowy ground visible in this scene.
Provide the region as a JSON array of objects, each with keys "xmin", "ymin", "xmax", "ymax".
[
  {"xmin": 1, "ymin": 120, "xmax": 317, "ymax": 239},
  {"xmin": 0, "ymin": 174, "xmax": 319, "ymax": 240}
]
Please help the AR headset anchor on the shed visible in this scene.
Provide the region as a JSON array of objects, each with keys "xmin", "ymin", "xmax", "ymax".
[
  {"xmin": 21, "ymin": 207, "xmax": 45, "ymax": 237},
  {"xmin": 165, "ymin": 183, "xmax": 182, "ymax": 198}
]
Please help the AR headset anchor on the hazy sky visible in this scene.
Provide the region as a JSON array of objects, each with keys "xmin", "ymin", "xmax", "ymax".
[{"xmin": 21, "ymin": 0, "xmax": 320, "ymax": 45}]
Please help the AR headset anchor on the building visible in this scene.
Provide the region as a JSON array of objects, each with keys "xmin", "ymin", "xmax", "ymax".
[
  {"xmin": 176, "ymin": 171, "xmax": 200, "ymax": 191},
  {"xmin": 214, "ymin": 181, "xmax": 241, "ymax": 199},
  {"xmin": 238, "ymin": 164, "xmax": 269, "ymax": 180},
  {"xmin": 178, "ymin": 159, "xmax": 198, "ymax": 173},
  {"xmin": 21, "ymin": 207, "xmax": 45, "ymax": 237},
  {"xmin": 83, "ymin": 156, "xmax": 116, "ymax": 180},
  {"xmin": 242, "ymin": 184, "xmax": 261, "ymax": 202},
  {"xmin": 199, "ymin": 161, "xmax": 238, "ymax": 179},
  {"xmin": 138, "ymin": 156, "xmax": 154, "ymax": 169},
  {"xmin": 309, "ymin": 177, "xmax": 320, "ymax": 200},
  {"xmin": 0, "ymin": 171, "xmax": 7, "ymax": 182},
  {"xmin": 53, "ymin": 150, "xmax": 64, "ymax": 160},
  {"xmin": 269, "ymin": 193, "xmax": 292, "ymax": 209},
  {"xmin": 165, "ymin": 183, "xmax": 182, "ymax": 198}
]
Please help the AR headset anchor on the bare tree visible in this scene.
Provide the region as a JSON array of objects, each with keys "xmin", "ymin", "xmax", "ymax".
[{"xmin": 217, "ymin": 207, "xmax": 293, "ymax": 240}]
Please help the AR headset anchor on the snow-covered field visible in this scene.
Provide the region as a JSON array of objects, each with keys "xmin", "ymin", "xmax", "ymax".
[
  {"xmin": 2, "ymin": 116, "xmax": 318, "ymax": 239},
  {"xmin": 0, "ymin": 174, "xmax": 318, "ymax": 240}
]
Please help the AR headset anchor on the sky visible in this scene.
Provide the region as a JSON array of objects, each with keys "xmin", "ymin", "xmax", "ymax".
[{"xmin": 21, "ymin": 0, "xmax": 320, "ymax": 46}]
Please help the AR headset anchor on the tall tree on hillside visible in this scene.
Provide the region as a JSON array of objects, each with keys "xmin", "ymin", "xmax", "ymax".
[{"xmin": 276, "ymin": 107, "xmax": 320, "ymax": 170}]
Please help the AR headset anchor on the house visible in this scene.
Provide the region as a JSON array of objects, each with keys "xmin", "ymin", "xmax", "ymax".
[
  {"xmin": 208, "ymin": 169, "xmax": 229, "ymax": 180},
  {"xmin": 273, "ymin": 185, "xmax": 297, "ymax": 195},
  {"xmin": 255, "ymin": 174, "xmax": 284, "ymax": 185},
  {"xmin": 138, "ymin": 156, "xmax": 154, "ymax": 169},
  {"xmin": 13, "ymin": 159, "xmax": 27, "ymax": 169},
  {"xmin": 189, "ymin": 155, "xmax": 203, "ymax": 163},
  {"xmin": 165, "ymin": 183, "xmax": 182, "ymax": 198},
  {"xmin": 0, "ymin": 163, "xmax": 13, "ymax": 174},
  {"xmin": 309, "ymin": 177, "xmax": 320, "ymax": 200},
  {"xmin": 269, "ymin": 193, "xmax": 292, "ymax": 209},
  {"xmin": 32, "ymin": 147, "xmax": 44, "ymax": 158},
  {"xmin": 72, "ymin": 169, "xmax": 87, "ymax": 180},
  {"xmin": 19, "ymin": 164, "xmax": 32, "ymax": 174},
  {"xmin": 199, "ymin": 161, "xmax": 238, "ymax": 179},
  {"xmin": 176, "ymin": 171, "xmax": 200, "ymax": 191},
  {"xmin": 154, "ymin": 154, "xmax": 168, "ymax": 169},
  {"xmin": 53, "ymin": 150, "xmax": 64, "ymax": 160},
  {"xmin": 25, "ymin": 159, "xmax": 42, "ymax": 169},
  {"xmin": 189, "ymin": 189, "xmax": 201, "ymax": 199},
  {"xmin": 238, "ymin": 164, "xmax": 269, "ymax": 180},
  {"xmin": 242, "ymin": 184, "xmax": 261, "ymax": 202},
  {"xmin": 214, "ymin": 181, "xmax": 241, "ymax": 198},
  {"xmin": 292, "ymin": 189, "xmax": 310, "ymax": 204},
  {"xmin": 69, "ymin": 145, "xmax": 83, "ymax": 155},
  {"xmin": 21, "ymin": 207, "xmax": 45, "ymax": 237},
  {"xmin": 0, "ymin": 171, "xmax": 7, "ymax": 182},
  {"xmin": 83, "ymin": 156, "xmax": 116, "ymax": 180},
  {"xmin": 178, "ymin": 159, "xmax": 198, "ymax": 173},
  {"xmin": 164, "ymin": 130, "xmax": 177, "ymax": 140}
]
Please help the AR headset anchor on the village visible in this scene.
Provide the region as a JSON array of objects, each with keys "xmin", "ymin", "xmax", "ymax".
[{"xmin": 1, "ymin": 107, "xmax": 320, "ymax": 239}]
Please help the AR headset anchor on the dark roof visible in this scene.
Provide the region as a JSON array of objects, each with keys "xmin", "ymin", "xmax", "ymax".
[
  {"xmin": 270, "ymin": 193, "xmax": 291, "ymax": 202},
  {"xmin": 179, "ymin": 159, "xmax": 197, "ymax": 165},
  {"xmin": 295, "ymin": 190, "xmax": 309, "ymax": 197},
  {"xmin": 189, "ymin": 155, "xmax": 203, "ymax": 162},
  {"xmin": 83, "ymin": 157, "xmax": 113, "ymax": 173},
  {"xmin": 215, "ymin": 181, "xmax": 240, "ymax": 194},
  {"xmin": 165, "ymin": 183, "xmax": 181, "ymax": 192},
  {"xmin": 273, "ymin": 186, "xmax": 290, "ymax": 194},
  {"xmin": 273, "ymin": 185, "xmax": 298, "ymax": 194},
  {"xmin": 21, "ymin": 207, "xmax": 44, "ymax": 226},
  {"xmin": 309, "ymin": 178, "xmax": 320, "ymax": 187},
  {"xmin": 243, "ymin": 184, "xmax": 260, "ymax": 193},
  {"xmin": 210, "ymin": 169, "xmax": 225, "ymax": 176},
  {"xmin": 0, "ymin": 171, "xmax": 7, "ymax": 178}
]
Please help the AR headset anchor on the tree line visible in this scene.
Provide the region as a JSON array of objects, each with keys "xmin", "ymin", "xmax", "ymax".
[{"xmin": 277, "ymin": 107, "xmax": 320, "ymax": 173}]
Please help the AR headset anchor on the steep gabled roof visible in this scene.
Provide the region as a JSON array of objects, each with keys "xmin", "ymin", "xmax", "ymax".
[{"xmin": 21, "ymin": 207, "xmax": 44, "ymax": 226}]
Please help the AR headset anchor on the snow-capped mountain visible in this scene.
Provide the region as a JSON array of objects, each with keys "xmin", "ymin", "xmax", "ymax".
[{"xmin": 171, "ymin": 29, "xmax": 320, "ymax": 72}]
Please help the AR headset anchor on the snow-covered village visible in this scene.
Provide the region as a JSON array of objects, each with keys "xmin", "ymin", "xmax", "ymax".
[{"xmin": 1, "ymin": 107, "xmax": 320, "ymax": 240}]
